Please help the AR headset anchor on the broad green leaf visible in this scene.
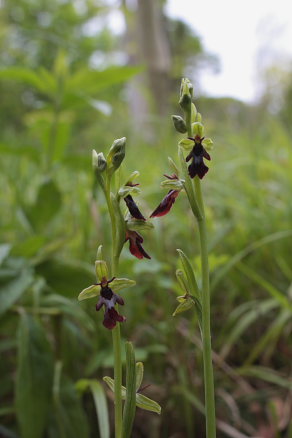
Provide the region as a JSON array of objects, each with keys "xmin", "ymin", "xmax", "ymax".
[
  {"xmin": 89, "ymin": 381, "xmax": 110, "ymax": 438},
  {"xmin": 35, "ymin": 259, "xmax": 94, "ymax": 297},
  {"xmin": 135, "ymin": 362, "xmax": 144, "ymax": 391},
  {"xmin": 76, "ymin": 379, "xmax": 109, "ymax": 438},
  {"xmin": 25, "ymin": 179, "xmax": 62, "ymax": 231},
  {"xmin": 122, "ymin": 342, "xmax": 136, "ymax": 438},
  {"xmin": 65, "ymin": 66, "xmax": 142, "ymax": 97},
  {"xmin": 0, "ymin": 244, "xmax": 11, "ymax": 265},
  {"xmin": 0, "ymin": 269, "xmax": 34, "ymax": 315},
  {"xmin": 15, "ymin": 313, "xmax": 54, "ymax": 438},
  {"xmin": 0, "ymin": 68, "xmax": 50, "ymax": 93},
  {"xmin": 51, "ymin": 368, "xmax": 89, "ymax": 438}
]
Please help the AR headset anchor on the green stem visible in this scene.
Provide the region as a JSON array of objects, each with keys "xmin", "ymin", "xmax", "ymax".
[
  {"xmin": 197, "ymin": 183, "xmax": 216, "ymax": 438},
  {"xmin": 104, "ymin": 176, "xmax": 123, "ymax": 438},
  {"xmin": 185, "ymin": 101, "xmax": 216, "ymax": 437}
]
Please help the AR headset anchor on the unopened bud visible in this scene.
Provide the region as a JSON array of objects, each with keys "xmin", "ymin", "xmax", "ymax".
[
  {"xmin": 107, "ymin": 137, "xmax": 126, "ymax": 171},
  {"xmin": 179, "ymin": 78, "xmax": 193, "ymax": 111},
  {"xmin": 172, "ymin": 115, "xmax": 187, "ymax": 133},
  {"xmin": 92, "ymin": 150, "xmax": 107, "ymax": 172}
]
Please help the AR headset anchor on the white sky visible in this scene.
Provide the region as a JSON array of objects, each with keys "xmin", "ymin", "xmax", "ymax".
[{"xmin": 166, "ymin": 0, "xmax": 292, "ymax": 103}]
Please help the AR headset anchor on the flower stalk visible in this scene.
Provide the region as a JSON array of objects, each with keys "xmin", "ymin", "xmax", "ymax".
[{"xmin": 183, "ymin": 80, "xmax": 216, "ymax": 437}]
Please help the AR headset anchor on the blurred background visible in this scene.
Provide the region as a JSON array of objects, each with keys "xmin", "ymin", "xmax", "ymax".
[{"xmin": 0, "ymin": 0, "xmax": 292, "ymax": 437}]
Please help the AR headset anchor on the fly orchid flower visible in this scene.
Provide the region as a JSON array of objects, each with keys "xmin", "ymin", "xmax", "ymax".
[
  {"xmin": 78, "ymin": 260, "xmax": 135, "ymax": 329},
  {"xmin": 186, "ymin": 136, "xmax": 211, "ymax": 179},
  {"xmin": 124, "ymin": 194, "xmax": 146, "ymax": 221},
  {"xmin": 125, "ymin": 230, "xmax": 151, "ymax": 260},
  {"xmin": 150, "ymin": 174, "xmax": 183, "ymax": 218}
]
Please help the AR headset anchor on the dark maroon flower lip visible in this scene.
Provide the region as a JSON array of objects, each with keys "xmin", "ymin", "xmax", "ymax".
[
  {"xmin": 125, "ymin": 230, "xmax": 151, "ymax": 260},
  {"xmin": 95, "ymin": 278, "xmax": 125, "ymax": 330},
  {"xmin": 186, "ymin": 136, "xmax": 211, "ymax": 179},
  {"xmin": 150, "ymin": 190, "xmax": 180, "ymax": 218},
  {"xmin": 124, "ymin": 195, "xmax": 146, "ymax": 221}
]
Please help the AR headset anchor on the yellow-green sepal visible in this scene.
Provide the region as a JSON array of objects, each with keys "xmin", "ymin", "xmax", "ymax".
[
  {"xmin": 95, "ymin": 260, "xmax": 109, "ymax": 282},
  {"xmin": 110, "ymin": 278, "xmax": 136, "ymax": 292},
  {"xmin": 78, "ymin": 284, "xmax": 100, "ymax": 301},
  {"xmin": 192, "ymin": 122, "xmax": 204, "ymax": 137}
]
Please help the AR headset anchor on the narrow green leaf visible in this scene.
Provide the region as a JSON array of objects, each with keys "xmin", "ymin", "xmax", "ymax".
[
  {"xmin": 177, "ymin": 249, "xmax": 200, "ymax": 298},
  {"xmin": 135, "ymin": 362, "xmax": 144, "ymax": 391},
  {"xmin": 89, "ymin": 381, "xmax": 110, "ymax": 438},
  {"xmin": 0, "ymin": 244, "xmax": 11, "ymax": 265},
  {"xmin": 0, "ymin": 269, "xmax": 34, "ymax": 315},
  {"xmin": 122, "ymin": 342, "xmax": 137, "ymax": 438},
  {"xmin": 15, "ymin": 313, "xmax": 54, "ymax": 438}
]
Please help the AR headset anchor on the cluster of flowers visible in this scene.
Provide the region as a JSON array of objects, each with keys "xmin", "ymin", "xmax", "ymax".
[{"xmin": 79, "ymin": 80, "xmax": 213, "ymax": 329}]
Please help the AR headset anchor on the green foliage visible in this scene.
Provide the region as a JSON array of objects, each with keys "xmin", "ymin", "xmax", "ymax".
[
  {"xmin": 15, "ymin": 313, "xmax": 54, "ymax": 438},
  {"xmin": 1, "ymin": 1, "xmax": 292, "ymax": 436}
]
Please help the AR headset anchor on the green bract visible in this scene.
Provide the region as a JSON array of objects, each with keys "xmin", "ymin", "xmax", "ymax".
[
  {"xmin": 160, "ymin": 179, "xmax": 184, "ymax": 190},
  {"xmin": 118, "ymin": 185, "xmax": 141, "ymax": 198},
  {"xmin": 126, "ymin": 219, "xmax": 154, "ymax": 232}
]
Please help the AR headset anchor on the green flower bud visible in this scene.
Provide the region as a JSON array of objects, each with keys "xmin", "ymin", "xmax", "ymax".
[
  {"xmin": 179, "ymin": 78, "xmax": 193, "ymax": 111},
  {"xmin": 107, "ymin": 137, "xmax": 126, "ymax": 171},
  {"xmin": 172, "ymin": 115, "xmax": 187, "ymax": 133},
  {"xmin": 95, "ymin": 260, "xmax": 109, "ymax": 282},
  {"xmin": 192, "ymin": 122, "xmax": 204, "ymax": 137},
  {"xmin": 126, "ymin": 218, "xmax": 154, "ymax": 232},
  {"xmin": 92, "ymin": 150, "xmax": 107, "ymax": 172},
  {"xmin": 96, "ymin": 245, "xmax": 104, "ymax": 260}
]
